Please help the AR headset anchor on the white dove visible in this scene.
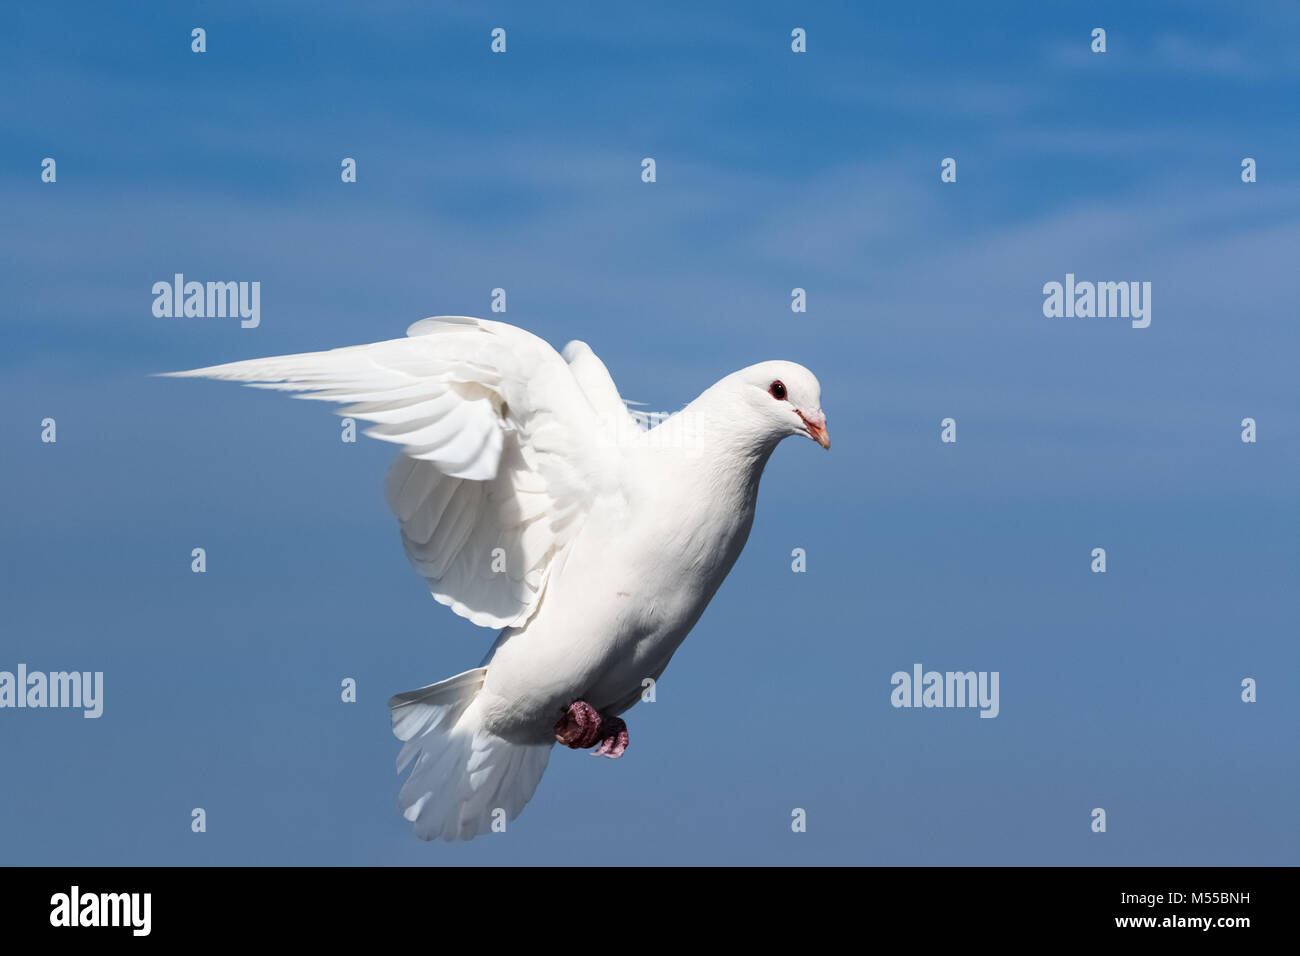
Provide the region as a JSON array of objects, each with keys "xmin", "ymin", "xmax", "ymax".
[{"xmin": 167, "ymin": 316, "xmax": 829, "ymax": 841}]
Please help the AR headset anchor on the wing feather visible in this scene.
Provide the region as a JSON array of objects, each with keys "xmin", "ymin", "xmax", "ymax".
[{"xmin": 165, "ymin": 316, "xmax": 622, "ymax": 629}]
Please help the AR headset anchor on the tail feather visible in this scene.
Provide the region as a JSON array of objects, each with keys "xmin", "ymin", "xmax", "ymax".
[{"xmin": 388, "ymin": 667, "xmax": 552, "ymax": 841}]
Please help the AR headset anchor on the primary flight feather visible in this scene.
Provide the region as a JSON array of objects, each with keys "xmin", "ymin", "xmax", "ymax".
[{"xmin": 166, "ymin": 316, "xmax": 829, "ymax": 841}]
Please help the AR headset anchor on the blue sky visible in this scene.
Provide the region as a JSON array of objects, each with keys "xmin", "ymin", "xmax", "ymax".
[{"xmin": 1, "ymin": 1, "xmax": 1296, "ymax": 864}]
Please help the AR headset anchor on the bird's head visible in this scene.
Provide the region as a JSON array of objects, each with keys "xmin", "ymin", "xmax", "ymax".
[{"xmin": 727, "ymin": 361, "xmax": 830, "ymax": 450}]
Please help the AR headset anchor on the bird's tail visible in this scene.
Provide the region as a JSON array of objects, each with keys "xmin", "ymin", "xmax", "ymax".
[{"xmin": 388, "ymin": 666, "xmax": 552, "ymax": 841}]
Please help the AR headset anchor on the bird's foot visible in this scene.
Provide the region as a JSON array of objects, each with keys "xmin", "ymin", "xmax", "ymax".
[
  {"xmin": 555, "ymin": 699, "xmax": 603, "ymax": 748},
  {"xmin": 591, "ymin": 715, "xmax": 628, "ymax": 759},
  {"xmin": 554, "ymin": 700, "xmax": 629, "ymax": 759}
]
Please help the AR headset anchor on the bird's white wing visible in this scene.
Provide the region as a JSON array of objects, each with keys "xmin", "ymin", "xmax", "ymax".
[
  {"xmin": 559, "ymin": 339, "xmax": 648, "ymax": 448},
  {"xmin": 166, "ymin": 316, "xmax": 622, "ymax": 628}
]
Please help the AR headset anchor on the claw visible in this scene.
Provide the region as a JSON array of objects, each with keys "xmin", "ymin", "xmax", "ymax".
[
  {"xmin": 593, "ymin": 718, "xmax": 629, "ymax": 759},
  {"xmin": 555, "ymin": 701, "xmax": 629, "ymax": 758}
]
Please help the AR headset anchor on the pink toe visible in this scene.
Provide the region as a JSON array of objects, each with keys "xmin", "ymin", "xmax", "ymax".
[{"xmin": 598, "ymin": 728, "xmax": 629, "ymax": 759}]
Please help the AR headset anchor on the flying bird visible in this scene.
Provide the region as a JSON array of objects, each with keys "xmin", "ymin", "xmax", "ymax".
[{"xmin": 167, "ymin": 316, "xmax": 829, "ymax": 840}]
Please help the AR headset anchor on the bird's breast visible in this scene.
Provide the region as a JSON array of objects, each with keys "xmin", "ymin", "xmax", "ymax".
[{"xmin": 479, "ymin": 457, "xmax": 764, "ymax": 733}]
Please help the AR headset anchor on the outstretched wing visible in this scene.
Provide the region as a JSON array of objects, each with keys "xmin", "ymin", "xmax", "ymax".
[
  {"xmin": 560, "ymin": 339, "xmax": 649, "ymax": 448},
  {"xmin": 166, "ymin": 316, "xmax": 623, "ymax": 628}
]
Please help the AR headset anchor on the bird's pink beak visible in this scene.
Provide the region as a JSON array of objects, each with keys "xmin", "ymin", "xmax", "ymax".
[{"xmin": 798, "ymin": 409, "xmax": 830, "ymax": 450}]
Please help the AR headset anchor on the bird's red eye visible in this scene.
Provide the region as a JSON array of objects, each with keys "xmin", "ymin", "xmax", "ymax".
[{"xmin": 769, "ymin": 380, "xmax": 787, "ymax": 400}]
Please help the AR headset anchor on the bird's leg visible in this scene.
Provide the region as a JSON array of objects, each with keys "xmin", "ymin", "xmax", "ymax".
[{"xmin": 554, "ymin": 700, "xmax": 630, "ymax": 758}]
